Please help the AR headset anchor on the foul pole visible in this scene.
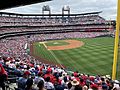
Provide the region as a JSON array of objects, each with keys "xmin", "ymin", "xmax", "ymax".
[{"xmin": 112, "ymin": 0, "xmax": 120, "ymax": 80}]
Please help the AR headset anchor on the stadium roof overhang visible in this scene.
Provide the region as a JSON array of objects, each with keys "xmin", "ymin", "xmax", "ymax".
[
  {"xmin": 0, "ymin": 11, "xmax": 102, "ymax": 17},
  {"xmin": 0, "ymin": 0, "xmax": 51, "ymax": 10}
]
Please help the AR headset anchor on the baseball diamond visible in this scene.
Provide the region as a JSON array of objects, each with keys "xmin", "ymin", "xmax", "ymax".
[
  {"xmin": 31, "ymin": 37, "xmax": 115, "ymax": 75},
  {"xmin": 45, "ymin": 40, "xmax": 84, "ymax": 50},
  {"xmin": 0, "ymin": 0, "xmax": 120, "ymax": 90}
]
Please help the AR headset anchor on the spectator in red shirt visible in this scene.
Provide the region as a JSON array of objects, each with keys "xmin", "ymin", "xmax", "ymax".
[
  {"xmin": 79, "ymin": 78, "xmax": 85, "ymax": 87},
  {"xmin": 0, "ymin": 64, "xmax": 7, "ymax": 90},
  {"xmin": 44, "ymin": 71, "xmax": 54, "ymax": 83}
]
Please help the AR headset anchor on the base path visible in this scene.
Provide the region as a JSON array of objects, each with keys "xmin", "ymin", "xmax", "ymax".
[{"xmin": 46, "ymin": 40, "xmax": 84, "ymax": 50}]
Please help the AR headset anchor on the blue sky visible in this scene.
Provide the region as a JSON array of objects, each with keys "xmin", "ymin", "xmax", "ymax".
[{"xmin": 0, "ymin": 0, "xmax": 117, "ymax": 20}]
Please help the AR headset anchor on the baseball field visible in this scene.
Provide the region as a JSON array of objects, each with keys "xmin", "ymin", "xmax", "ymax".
[{"xmin": 31, "ymin": 37, "xmax": 116, "ymax": 76}]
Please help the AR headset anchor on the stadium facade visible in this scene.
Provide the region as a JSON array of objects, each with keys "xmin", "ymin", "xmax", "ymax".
[{"xmin": 0, "ymin": 6, "xmax": 115, "ymax": 39}]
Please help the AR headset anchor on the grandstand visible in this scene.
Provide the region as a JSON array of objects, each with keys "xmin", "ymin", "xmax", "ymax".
[
  {"xmin": 0, "ymin": 9, "xmax": 114, "ymax": 39},
  {"xmin": 0, "ymin": 3, "xmax": 119, "ymax": 90}
]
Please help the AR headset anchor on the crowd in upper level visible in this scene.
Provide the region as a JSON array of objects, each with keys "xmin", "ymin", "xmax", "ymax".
[
  {"xmin": 0, "ymin": 15, "xmax": 110, "ymax": 27},
  {"xmin": 0, "ymin": 14, "xmax": 114, "ymax": 36}
]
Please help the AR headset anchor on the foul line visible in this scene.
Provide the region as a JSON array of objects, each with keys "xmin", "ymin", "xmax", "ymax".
[{"xmin": 40, "ymin": 42, "xmax": 64, "ymax": 68}]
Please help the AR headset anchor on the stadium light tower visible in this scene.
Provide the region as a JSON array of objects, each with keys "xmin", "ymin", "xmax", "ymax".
[
  {"xmin": 42, "ymin": 5, "xmax": 51, "ymax": 17},
  {"xmin": 62, "ymin": 5, "xmax": 70, "ymax": 17}
]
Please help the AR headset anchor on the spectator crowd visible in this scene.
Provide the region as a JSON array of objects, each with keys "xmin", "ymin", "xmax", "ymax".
[
  {"xmin": 0, "ymin": 13, "xmax": 116, "ymax": 90},
  {"xmin": 0, "ymin": 15, "xmax": 106, "ymax": 26},
  {"xmin": 0, "ymin": 14, "xmax": 114, "ymax": 34},
  {"xmin": 0, "ymin": 53, "xmax": 120, "ymax": 90},
  {"xmin": 0, "ymin": 32, "xmax": 119, "ymax": 90},
  {"xmin": 0, "ymin": 32, "xmax": 112, "ymax": 58}
]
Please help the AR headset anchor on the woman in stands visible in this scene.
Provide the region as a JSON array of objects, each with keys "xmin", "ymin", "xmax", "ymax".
[{"xmin": 0, "ymin": 64, "xmax": 8, "ymax": 90}]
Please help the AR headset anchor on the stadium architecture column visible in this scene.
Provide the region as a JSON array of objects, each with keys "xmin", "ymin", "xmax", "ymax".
[{"xmin": 112, "ymin": 0, "xmax": 120, "ymax": 80}]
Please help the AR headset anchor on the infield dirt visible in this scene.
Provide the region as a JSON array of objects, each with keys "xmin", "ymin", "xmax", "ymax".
[{"xmin": 46, "ymin": 40, "xmax": 84, "ymax": 50}]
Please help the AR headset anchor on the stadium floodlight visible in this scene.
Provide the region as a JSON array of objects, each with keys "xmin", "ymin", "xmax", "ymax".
[
  {"xmin": 42, "ymin": 5, "xmax": 51, "ymax": 16},
  {"xmin": 62, "ymin": 5, "xmax": 70, "ymax": 16},
  {"xmin": 112, "ymin": 0, "xmax": 120, "ymax": 80},
  {"xmin": 63, "ymin": 5, "xmax": 70, "ymax": 11},
  {"xmin": 42, "ymin": 5, "xmax": 50, "ymax": 11}
]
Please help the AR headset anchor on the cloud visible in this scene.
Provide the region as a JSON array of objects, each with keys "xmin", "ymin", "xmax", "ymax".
[{"xmin": 0, "ymin": 0, "xmax": 117, "ymax": 20}]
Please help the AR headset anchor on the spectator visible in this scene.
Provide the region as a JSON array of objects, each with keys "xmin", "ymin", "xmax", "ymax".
[
  {"xmin": 17, "ymin": 71, "xmax": 30, "ymax": 90},
  {"xmin": 34, "ymin": 71, "xmax": 45, "ymax": 84},
  {"xmin": 66, "ymin": 82, "xmax": 72, "ymax": 90},
  {"xmin": 44, "ymin": 77, "xmax": 54, "ymax": 90},
  {"xmin": 37, "ymin": 80, "xmax": 46, "ymax": 90},
  {"xmin": 0, "ymin": 64, "xmax": 7, "ymax": 90},
  {"xmin": 74, "ymin": 85, "xmax": 82, "ymax": 90},
  {"xmin": 25, "ymin": 78, "xmax": 34, "ymax": 90},
  {"xmin": 113, "ymin": 80, "xmax": 120, "ymax": 90},
  {"xmin": 70, "ymin": 79, "xmax": 79, "ymax": 90}
]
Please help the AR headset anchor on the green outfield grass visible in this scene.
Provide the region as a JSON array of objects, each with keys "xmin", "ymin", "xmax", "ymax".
[{"xmin": 32, "ymin": 37, "xmax": 115, "ymax": 76}]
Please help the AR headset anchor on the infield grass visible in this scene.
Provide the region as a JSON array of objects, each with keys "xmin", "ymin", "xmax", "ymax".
[
  {"xmin": 45, "ymin": 40, "xmax": 69, "ymax": 46},
  {"xmin": 33, "ymin": 37, "xmax": 115, "ymax": 76}
]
